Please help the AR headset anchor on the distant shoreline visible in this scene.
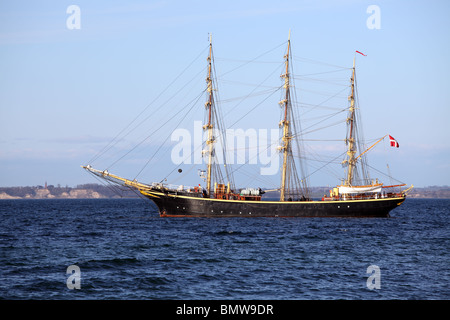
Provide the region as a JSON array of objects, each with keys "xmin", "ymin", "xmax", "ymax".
[
  {"xmin": 0, "ymin": 184, "xmax": 139, "ymax": 200},
  {"xmin": 1, "ymin": 184, "xmax": 449, "ymax": 200}
]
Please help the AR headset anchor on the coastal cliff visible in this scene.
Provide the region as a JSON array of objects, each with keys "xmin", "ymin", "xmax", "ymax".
[{"xmin": 0, "ymin": 184, "xmax": 138, "ymax": 199}]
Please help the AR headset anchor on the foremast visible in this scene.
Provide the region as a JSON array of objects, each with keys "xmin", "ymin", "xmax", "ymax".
[
  {"xmin": 203, "ymin": 34, "xmax": 234, "ymax": 197},
  {"xmin": 205, "ymin": 34, "xmax": 214, "ymax": 196}
]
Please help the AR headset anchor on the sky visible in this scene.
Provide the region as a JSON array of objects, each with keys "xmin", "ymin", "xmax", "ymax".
[{"xmin": 1, "ymin": 0, "xmax": 449, "ymax": 188}]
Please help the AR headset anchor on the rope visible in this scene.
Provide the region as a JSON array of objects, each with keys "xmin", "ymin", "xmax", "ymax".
[
  {"xmin": 87, "ymin": 45, "xmax": 209, "ymax": 165},
  {"xmin": 133, "ymin": 89, "xmax": 206, "ymax": 180}
]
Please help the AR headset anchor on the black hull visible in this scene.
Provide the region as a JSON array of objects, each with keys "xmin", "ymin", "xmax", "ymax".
[{"xmin": 141, "ymin": 190, "xmax": 405, "ymax": 218}]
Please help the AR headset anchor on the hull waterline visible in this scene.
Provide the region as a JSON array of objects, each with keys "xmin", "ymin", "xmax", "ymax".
[{"xmin": 141, "ymin": 190, "xmax": 405, "ymax": 218}]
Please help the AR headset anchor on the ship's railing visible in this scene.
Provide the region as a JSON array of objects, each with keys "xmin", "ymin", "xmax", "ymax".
[
  {"xmin": 322, "ymin": 192, "xmax": 403, "ymax": 201},
  {"xmin": 164, "ymin": 184, "xmax": 204, "ymax": 193}
]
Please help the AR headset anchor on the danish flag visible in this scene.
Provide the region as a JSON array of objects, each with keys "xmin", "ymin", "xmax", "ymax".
[
  {"xmin": 356, "ymin": 50, "xmax": 367, "ymax": 56},
  {"xmin": 389, "ymin": 135, "xmax": 399, "ymax": 148}
]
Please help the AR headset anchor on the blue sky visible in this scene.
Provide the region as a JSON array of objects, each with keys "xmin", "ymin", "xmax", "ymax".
[{"xmin": 1, "ymin": 0, "xmax": 449, "ymax": 188}]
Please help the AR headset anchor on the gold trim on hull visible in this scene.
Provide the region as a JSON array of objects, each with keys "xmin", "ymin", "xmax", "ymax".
[{"xmin": 140, "ymin": 190, "xmax": 405, "ymax": 205}]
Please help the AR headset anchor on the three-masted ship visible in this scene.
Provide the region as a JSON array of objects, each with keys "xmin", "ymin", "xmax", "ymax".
[{"xmin": 83, "ymin": 33, "xmax": 412, "ymax": 217}]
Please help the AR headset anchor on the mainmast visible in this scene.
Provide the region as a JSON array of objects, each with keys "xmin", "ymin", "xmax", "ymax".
[
  {"xmin": 279, "ymin": 31, "xmax": 292, "ymax": 201},
  {"xmin": 205, "ymin": 34, "xmax": 214, "ymax": 196},
  {"xmin": 344, "ymin": 56, "xmax": 357, "ymax": 186}
]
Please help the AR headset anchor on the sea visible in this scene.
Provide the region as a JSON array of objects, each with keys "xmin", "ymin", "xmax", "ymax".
[{"xmin": 0, "ymin": 198, "xmax": 448, "ymax": 303}]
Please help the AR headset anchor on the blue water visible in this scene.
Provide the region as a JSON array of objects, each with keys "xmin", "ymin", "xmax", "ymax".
[{"xmin": 0, "ymin": 198, "xmax": 448, "ymax": 300}]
